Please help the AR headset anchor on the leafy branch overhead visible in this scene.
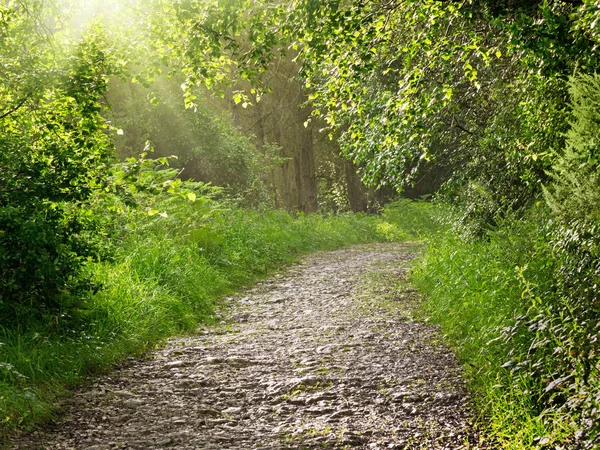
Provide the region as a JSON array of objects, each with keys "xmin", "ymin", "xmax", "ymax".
[{"xmin": 145, "ymin": 0, "xmax": 591, "ymax": 199}]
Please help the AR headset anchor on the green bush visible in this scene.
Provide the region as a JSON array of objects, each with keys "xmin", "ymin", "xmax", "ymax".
[
  {"xmin": 0, "ymin": 25, "xmax": 117, "ymax": 321},
  {"xmin": 544, "ymin": 73, "xmax": 600, "ymax": 223},
  {"xmin": 108, "ymin": 78, "xmax": 268, "ymax": 204},
  {"xmin": 537, "ymin": 73, "xmax": 600, "ymax": 447}
]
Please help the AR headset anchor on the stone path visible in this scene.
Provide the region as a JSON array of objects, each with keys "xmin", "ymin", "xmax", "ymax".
[{"xmin": 13, "ymin": 243, "xmax": 487, "ymax": 449}]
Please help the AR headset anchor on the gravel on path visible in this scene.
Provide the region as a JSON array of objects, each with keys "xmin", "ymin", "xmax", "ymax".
[{"xmin": 13, "ymin": 243, "xmax": 488, "ymax": 449}]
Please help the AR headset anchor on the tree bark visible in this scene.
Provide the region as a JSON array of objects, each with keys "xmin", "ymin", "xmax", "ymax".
[
  {"xmin": 293, "ymin": 152, "xmax": 303, "ymax": 211},
  {"xmin": 345, "ymin": 159, "xmax": 368, "ymax": 212},
  {"xmin": 300, "ymin": 124, "xmax": 318, "ymax": 213}
]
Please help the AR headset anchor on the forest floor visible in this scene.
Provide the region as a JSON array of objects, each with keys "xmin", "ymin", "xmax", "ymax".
[{"xmin": 11, "ymin": 243, "xmax": 488, "ymax": 449}]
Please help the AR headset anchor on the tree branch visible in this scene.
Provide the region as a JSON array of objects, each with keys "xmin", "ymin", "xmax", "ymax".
[{"xmin": 0, "ymin": 95, "xmax": 31, "ymax": 120}]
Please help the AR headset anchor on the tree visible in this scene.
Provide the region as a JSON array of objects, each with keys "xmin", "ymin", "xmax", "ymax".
[{"xmin": 138, "ymin": 0, "xmax": 382, "ymax": 212}]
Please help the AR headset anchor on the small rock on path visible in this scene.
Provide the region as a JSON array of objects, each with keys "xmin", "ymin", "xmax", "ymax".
[{"xmin": 13, "ymin": 243, "xmax": 487, "ymax": 449}]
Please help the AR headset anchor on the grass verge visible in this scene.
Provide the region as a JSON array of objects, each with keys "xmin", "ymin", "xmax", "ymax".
[
  {"xmin": 411, "ymin": 203, "xmax": 584, "ymax": 448},
  {"xmin": 0, "ymin": 197, "xmax": 428, "ymax": 438}
]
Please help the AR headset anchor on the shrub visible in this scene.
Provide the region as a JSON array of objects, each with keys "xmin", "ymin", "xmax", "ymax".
[
  {"xmin": 0, "ymin": 26, "xmax": 117, "ymax": 321},
  {"xmin": 544, "ymin": 73, "xmax": 600, "ymax": 223},
  {"xmin": 108, "ymin": 78, "xmax": 268, "ymax": 204}
]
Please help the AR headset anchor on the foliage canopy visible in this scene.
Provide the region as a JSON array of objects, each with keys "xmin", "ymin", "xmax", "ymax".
[{"xmin": 4, "ymin": 0, "xmax": 600, "ymax": 445}]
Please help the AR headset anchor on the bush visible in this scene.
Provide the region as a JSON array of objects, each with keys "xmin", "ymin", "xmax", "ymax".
[
  {"xmin": 544, "ymin": 73, "xmax": 600, "ymax": 223},
  {"xmin": 108, "ymin": 78, "xmax": 268, "ymax": 204},
  {"xmin": 0, "ymin": 26, "xmax": 117, "ymax": 321}
]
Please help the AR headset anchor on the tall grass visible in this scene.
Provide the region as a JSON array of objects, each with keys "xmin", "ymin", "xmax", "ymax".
[
  {"xmin": 0, "ymin": 196, "xmax": 425, "ymax": 435},
  {"xmin": 411, "ymin": 204, "xmax": 579, "ymax": 448}
]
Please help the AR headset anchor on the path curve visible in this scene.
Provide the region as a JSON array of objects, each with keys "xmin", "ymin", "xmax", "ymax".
[{"xmin": 15, "ymin": 243, "xmax": 486, "ymax": 449}]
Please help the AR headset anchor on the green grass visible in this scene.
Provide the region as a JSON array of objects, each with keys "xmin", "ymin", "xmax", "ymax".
[
  {"xmin": 6, "ymin": 195, "xmax": 586, "ymax": 448},
  {"xmin": 0, "ymin": 197, "xmax": 428, "ymax": 437},
  {"xmin": 411, "ymin": 203, "xmax": 579, "ymax": 448}
]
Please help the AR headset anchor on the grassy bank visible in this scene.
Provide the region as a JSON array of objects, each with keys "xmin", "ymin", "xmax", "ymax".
[
  {"xmin": 412, "ymin": 203, "xmax": 598, "ymax": 448},
  {"xmin": 0, "ymin": 194, "xmax": 425, "ymax": 435}
]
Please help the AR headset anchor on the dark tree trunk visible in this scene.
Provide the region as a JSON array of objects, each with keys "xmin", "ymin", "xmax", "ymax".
[
  {"xmin": 300, "ymin": 125, "xmax": 318, "ymax": 213},
  {"xmin": 253, "ymin": 103, "xmax": 281, "ymax": 208},
  {"xmin": 280, "ymin": 157, "xmax": 293, "ymax": 211},
  {"xmin": 345, "ymin": 159, "xmax": 368, "ymax": 212},
  {"xmin": 293, "ymin": 152, "xmax": 303, "ymax": 211}
]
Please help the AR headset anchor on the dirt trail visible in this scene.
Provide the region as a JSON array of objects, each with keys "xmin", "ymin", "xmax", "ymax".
[{"xmin": 14, "ymin": 243, "xmax": 486, "ymax": 449}]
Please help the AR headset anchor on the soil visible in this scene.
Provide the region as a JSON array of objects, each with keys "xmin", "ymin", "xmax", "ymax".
[{"xmin": 12, "ymin": 243, "xmax": 488, "ymax": 449}]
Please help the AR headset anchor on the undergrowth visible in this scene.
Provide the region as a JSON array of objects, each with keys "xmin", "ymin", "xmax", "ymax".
[
  {"xmin": 412, "ymin": 202, "xmax": 598, "ymax": 449},
  {"xmin": 0, "ymin": 193, "xmax": 426, "ymax": 437}
]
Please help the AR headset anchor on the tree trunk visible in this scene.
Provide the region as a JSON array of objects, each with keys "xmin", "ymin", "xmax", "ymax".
[
  {"xmin": 293, "ymin": 152, "xmax": 303, "ymax": 211},
  {"xmin": 345, "ymin": 159, "xmax": 368, "ymax": 212},
  {"xmin": 252, "ymin": 103, "xmax": 280, "ymax": 208},
  {"xmin": 300, "ymin": 125, "xmax": 318, "ymax": 213}
]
